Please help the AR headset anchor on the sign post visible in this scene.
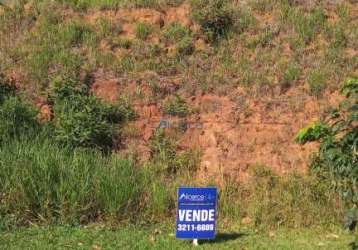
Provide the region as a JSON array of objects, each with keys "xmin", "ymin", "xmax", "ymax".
[{"xmin": 176, "ymin": 187, "xmax": 217, "ymax": 245}]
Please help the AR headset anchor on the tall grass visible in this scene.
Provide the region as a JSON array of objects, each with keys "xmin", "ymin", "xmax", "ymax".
[
  {"xmin": 0, "ymin": 136, "xmax": 144, "ymax": 228},
  {"xmin": 219, "ymin": 165, "xmax": 343, "ymax": 229}
]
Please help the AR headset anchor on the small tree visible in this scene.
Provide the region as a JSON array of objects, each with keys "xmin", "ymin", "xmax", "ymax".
[{"xmin": 296, "ymin": 77, "xmax": 358, "ymax": 205}]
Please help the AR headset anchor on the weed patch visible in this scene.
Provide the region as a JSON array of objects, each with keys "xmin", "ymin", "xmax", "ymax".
[
  {"xmin": 162, "ymin": 95, "xmax": 189, "ymax": 117},
  {"xmin": 307, "ymin": 69, "xmax": 328, "ymax": 97},
  {"xmin": 191, "ymin": 0, "xmax": 235, "ymax": 42},
  {"xmin": 135, "ymin": 22, "xmax": 152, "ymax": 41},
  {"xmin": 50, "ymin": 78, "xmax": 134, "ymax": 150}
]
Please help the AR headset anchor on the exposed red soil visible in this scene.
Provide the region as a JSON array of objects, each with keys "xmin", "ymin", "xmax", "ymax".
[
  {"xmin": 91, "ymin": 78, "xmax": 121, "ymax": 103},
  {"xmin": 179, "ymin": 90, "xmax": 341, "ymax": 183},
  {"xmin": 86, "ymin": 3, "xmax": 200, "ymax": 43},
  {"xmin": 91, "ymin": 69, "xmax": 342, "ymax": 183}
]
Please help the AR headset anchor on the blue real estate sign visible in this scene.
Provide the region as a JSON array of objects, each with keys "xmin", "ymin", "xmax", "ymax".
[{"xmin": 176, "ymin": 187, "xmax": 217, "ymax": 239}]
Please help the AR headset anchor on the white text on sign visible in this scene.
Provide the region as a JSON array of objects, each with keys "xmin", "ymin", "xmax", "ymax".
[{"xmin": 178, "ymin": 209, "xmax": 215, "ymax": 222}]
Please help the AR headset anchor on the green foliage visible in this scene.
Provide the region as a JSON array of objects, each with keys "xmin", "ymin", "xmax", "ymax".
[
  {"xmin": 191, "ymin": 0, "xmax": 235, "ymax": 42},
  {"xmin": 0, "ymin": 137, "xmax": 144, "ymax": 226},
  {"xmin": 284, "ymin": 6, "xmax": 326, "ymax": 44},
  {"xmin": 149, "ymin": 129, "xmax": 177, "ymax": 172},
  {"xmin": 162, "ymin": 95, "xmax": 189, "ymax": 117},
  {"xmin": 135, "ymin": 22, "xmax": 152, "ymax": 40},
  {"xmin": 0, "ymin": 75, "xmax": 39, "ymax": 142},
  {"xmin": 247, "ymin": 26, "xmax": 275, "ymax": 48},
  {"xmin": 341, "ymin": 77, "xmax": 358, "ymax": 98},
  {"xmin": 246, "ymin": 167, "xmax": 341, "ymax": 228},
  {"xmin": 236, "ymin": 8, "xmax": 257, "ymax": 33},
  {"xmin": 1, "ymin": 225, "xmax": 355, "ymax": 249},
  {"xmin": 143, "ymin": 176, "xmax": 174, "ymax": 219},
  {"xmin": 51, "ymin": 78, "xmax": 134, "ymax": 150},
  {"xmin": 219, "ymin": 165, "xmax": 342, "ymax": 228},
  {"xmin": 298, "ymin": 77, "xmax": 358, "ymax": 205},
  {"xmin": 96, "ymin": 17, "xmax": 123, "ymax": 38},
  {"xmin": 0, "ymin": 97, "xmax": 39, "ymax": 142},
  {"xmin": 163, "ymin": 23, "xmax": 189, "ymax": 43},
  {"xmin": 0, "ymin": 74, "xmax": 16, "ymax": 103},
  {"xmin": 280, "ymin": 62, "xmax": 300, "ymax": 90},
  {"xmin": 307, "ymin": 69, "xmax": 327, "ymax": 96},
  {"xmin": 149, "ymin": 129, "xmax": 198, "ymax": 174},
  {"xmin": 21, "ymin": 10, "xmax": 96, "ymax": 88},
  {"xmin": 295, "ymin": 121, "xmax": 330, "ymax": 144},
  {"xmin": 163, "ymin": 23, "xmax": 193, "ymax": 56}
]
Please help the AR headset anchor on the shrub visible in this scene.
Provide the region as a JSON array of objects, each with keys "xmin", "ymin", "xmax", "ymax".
[
  {"xmin": 294, "ymin": 121, "xmax": 330, "ymax": 144},
  {"xmin": 191, "ymin": 0, "xmax": 235, "ymax": 42},
  {"xmin": 162, "ymin": 95, "xmax": 189, "ymax": 117},
  {"xmin": 297, "ymin": 77, "xmax": 358, "ymax": 206},
  {"xmin": 51, "ymin": 78, "xmax": 134, "ymax": 150}
]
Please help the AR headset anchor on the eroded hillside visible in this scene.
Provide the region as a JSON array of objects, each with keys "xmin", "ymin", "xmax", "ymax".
[{"xmin": 1, "ymin": 0, "xmax": 357, "ymax": 183}]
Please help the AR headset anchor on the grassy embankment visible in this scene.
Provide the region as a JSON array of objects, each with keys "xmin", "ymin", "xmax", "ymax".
[{"xmin": 0, "ymin": 0, "xmax": 357, "ymax": 248}]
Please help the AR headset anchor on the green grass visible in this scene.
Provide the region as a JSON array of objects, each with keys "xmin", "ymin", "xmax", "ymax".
[
  {"xmin": 162, "ymin": 95, "xmax": 189, "ymax": 117},
  {"xmin": 307, "ymin": 69, "xmax": 328, "ymax": 96},
  {"xmin": 0, "ymin": 224, "xmax": 356, "ymax": 250},
  {"xmin": 0, "ymin": 0, "xmax": 356, "ymax": 235},
  {"xmin": 0, "ymin": 136, "xmax": 145, "ymax": 227},
  {"xmin": 135, "ymin": 22, "xmax": 152, "ymax": 41}
]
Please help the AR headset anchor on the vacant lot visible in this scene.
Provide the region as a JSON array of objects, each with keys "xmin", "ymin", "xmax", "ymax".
[{"xmin": 0, "ymin": 0, "xmax": 357, "ymax": 249}]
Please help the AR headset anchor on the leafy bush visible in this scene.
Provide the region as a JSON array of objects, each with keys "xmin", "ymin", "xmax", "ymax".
[
  {"xmin": 297, "ymin": 77, "xmax": 358, "ymax": 205},
  {"xmin": 294, "ymin": 121, "xmax": 330, "ymax": 144},
  {"xmin": 191, "ymin": 0, "xmax": 235, "ymax": 42},
  {"xmin": 51, "ymin": 78, "xmax": 134, "ymax": 150}
]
